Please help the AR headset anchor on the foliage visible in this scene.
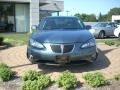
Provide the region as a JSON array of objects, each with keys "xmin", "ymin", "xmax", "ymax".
[
  {"xmin": 75, "ymin": 13, "xmax": 97, "ymax": 22},
  {"xmin": 0, "ymin": 63, "xmax": 9, "ymax": 68},
  {"xmin": 0, "ymin": 33, "xmax": 29, "ymax": 46},
  {"xmin": 22, "ymin": 70, "xmax": 42, "ymax": 81},
  {"xmin": 57, "ymin": 70, "xmax": 77, "ymax": 90},
  {"xmin": 107, "ymin": 7, "xmax": 120, "ymax": 21},
  {"xmin": 115, "ymin": 73, "xmax": 120, "ymax": 81},
  {"xmin": 98, "ymin": 12, "xmax": 108, "ymax": 22},
  {"xmin": 22, "ymin": 75, "xmax": 51, "ymax": 90},
  {"xmin": 75, "ymin": 7, "xmax": 120, "ymax": 22},
  {"xmin": 83, "ymin": 72, "xmax": 108, "ymax": 87},
  {"xmin": 0, "ymin": 37, "xmax": 4, "ymax": 45},
  {"xmin": 105, "ymin": 40, "xmax": 115, "ymax": 46},
  {"xmin": 22, "ymin": 70, "xmax": 51, "ymax": 90},
  {"xmin": 0, "ymin": 63, "xmax": 14, "ymax": 81}
]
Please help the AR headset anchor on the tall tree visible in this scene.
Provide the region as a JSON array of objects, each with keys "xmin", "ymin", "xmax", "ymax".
[{"xmin": 107, "ymin": 7, "xmax": 120, "ymax": 21}]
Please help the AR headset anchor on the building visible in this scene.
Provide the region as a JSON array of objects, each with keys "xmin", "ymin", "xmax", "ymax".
[
  {"xmin": 112, "ymin": 15, "xmax": 120, "ymax": 25},
  {"xmin": 0, "ymin": 0, "xmax": 64, "ymax": 33}
]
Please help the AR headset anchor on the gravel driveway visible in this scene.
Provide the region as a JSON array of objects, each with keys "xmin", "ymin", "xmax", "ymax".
[{"xmin": 0, "ymin": 44, "xmax": 120, "ymax": 82}]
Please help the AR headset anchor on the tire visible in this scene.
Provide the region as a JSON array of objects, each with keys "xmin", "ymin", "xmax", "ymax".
[
  {"xmin": 98, "ymin": 31, "xmax": 105, "ymax": 39},
  {"xmin": 27, "ymin": 53, "xmax": 36, "ymax": 64},
  {"xmin": 118, "ymin": 33, "xmax": 120, "ymax": 40},
  {"xmin": 38, "ymin": 63, "xmax": 45, "ymax": 68},
  {"xmin": 87, "ymin": 52, "xmax": 98, "ymax": 63}
]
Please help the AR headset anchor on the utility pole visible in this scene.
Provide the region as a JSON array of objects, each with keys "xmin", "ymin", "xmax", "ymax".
[{"xmin": 66, "ymin": 11, "xmax": 70, "ymax": 16}]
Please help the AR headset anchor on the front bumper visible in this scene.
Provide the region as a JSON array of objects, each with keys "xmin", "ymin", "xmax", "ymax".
[{"xmin": 27, "ymin": 44, "xmax": 98, "ymax": 64}]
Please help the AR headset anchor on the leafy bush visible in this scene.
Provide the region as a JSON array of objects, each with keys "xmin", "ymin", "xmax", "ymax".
[
  {"xmin": 57, "ymin": 70, "xmax": 77, "ymax": 90},
  {"xmin": 0, "ymin": 63, "xmax": 14, "ymax": 81},
  {"xmin": 83, "ymin": 72, "xmax": 108, "ymax": 87},
  {"xmin": 105, "ymin": 41, "xmax": 115, "ymax": 46},
  {"xmin": 0, "ymin": 63, "xmax": 9, "ymax": 68},
  {"xmin": 0, "ymin": 37, "xmax": 4, "ymax": 45},
  {"xmin": 22, "ymin": 70, "xmax": 51, "ymax": 90},
  {"xmin": 115, "ymin": 73, "xmax": 120, "ymax": 81},
  {"xmin": 22, "ymin": 70, "xmax": 42, "ymax": 81}
]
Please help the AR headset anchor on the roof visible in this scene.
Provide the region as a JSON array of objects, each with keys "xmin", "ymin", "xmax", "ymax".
[{"xmin": 44, "ymin": 16, "xmax": 78, "ymax": 19}]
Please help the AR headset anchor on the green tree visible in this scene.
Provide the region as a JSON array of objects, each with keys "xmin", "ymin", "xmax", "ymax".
[
  {"xmin": 75, "ymin": 13, "xmax": 97, "ymax": 22},
  {"xmin": 107, "ymin": 7, "xmax": 120, "ymax": 21}
]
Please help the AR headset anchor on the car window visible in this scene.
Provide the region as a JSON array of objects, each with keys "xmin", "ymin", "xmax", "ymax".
[
  {"xmin": 41, "ymin": 18, "xmax": 85, "ymax": 30},
  {"xmin": 38, "ymin": 19, "xmax": 45, "ymax": 29},
  {"xmin": 95, "ymin": 23, "xmax": 107, "ymax": 27},
  {"xmin": 108, "ymin": 23, "xmax": 116, "ymax": 27},
  {"xmin": 100, "ymin": 23, "xmax": 107, "ymax": 27}
]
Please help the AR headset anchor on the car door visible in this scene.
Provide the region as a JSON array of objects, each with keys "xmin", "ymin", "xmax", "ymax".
[{"xmin": 105, "ymin": 23, "xmax": 114, "ymax": 36}]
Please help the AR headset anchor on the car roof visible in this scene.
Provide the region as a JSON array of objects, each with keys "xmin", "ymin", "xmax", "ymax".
[
  {"xmin": 97, "ymin": 22, "xmax": 115, "ymax": 24},
  {"xmin": 44, "ymin": 16, "xmax": 78, "ymax": 19}
]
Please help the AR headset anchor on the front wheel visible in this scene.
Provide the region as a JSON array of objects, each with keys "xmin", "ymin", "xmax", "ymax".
[
  {"xmin": 38, "ymin": 63, "xmax": 45, "ymax": 68},
  {"xmin": 87, "ymin": 52, "xmax": 98, "ymax": 63},
  {"xmin": 118, "ymin": 33, "xmax": 120, "ymax": 40},
  {"xmin": 98, "ymin": 31, "xmax": 105, "ymax": 39},
  {"xmin": 27, "ymin": 53, "xmax": 36, "ymax": 64}
]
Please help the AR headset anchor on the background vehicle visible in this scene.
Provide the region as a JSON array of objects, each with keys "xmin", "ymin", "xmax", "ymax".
[
  {"xmin": 90, "ymin": 22, "xmax": 117, "ymax": 39},
  {"xmin": 114, "ymin": 25, "xmax": 120, "ymax": 39},
  {"xmin": 27, "ymin": 16, "xmax": 97, "ymax": 65}
]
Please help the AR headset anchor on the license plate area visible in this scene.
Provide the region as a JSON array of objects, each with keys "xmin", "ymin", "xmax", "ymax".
[{"xmin": 56, "ymin": 56, "xmax": 69, "ymax": 64}]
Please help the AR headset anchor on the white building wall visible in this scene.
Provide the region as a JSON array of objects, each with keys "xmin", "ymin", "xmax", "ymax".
[
  {"xmin": 112, "ymin": 15, "xmax": 120, "ymax": 22},
  {"xmin": 30, "ymin": 0, "xmax": 40, "ymax": 32}
]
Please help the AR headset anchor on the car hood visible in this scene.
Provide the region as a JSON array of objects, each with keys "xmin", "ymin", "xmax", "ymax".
[{"xmin": 31, "ymin": 30, "xmax": 93, "ymax": 43}]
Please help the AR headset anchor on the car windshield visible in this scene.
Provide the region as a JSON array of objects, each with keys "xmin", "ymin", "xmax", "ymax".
[
  {"xmin": 94, "ymin": 23, "xmax": 107, "ymax": 27},
  {"xmin": 41, "ymin": 17, "xmax": 85, "ymax": 30}
]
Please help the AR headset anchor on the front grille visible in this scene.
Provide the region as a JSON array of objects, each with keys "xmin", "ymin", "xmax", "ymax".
[
  {"xmin": 50, "ymin": 44, "xmax": 74, "ymax": 53},
  {"xmin": 50, "ymin": 45, "xmax": 61, "ymax": 53},
  {"xmin": 63, "ymin": 45, "xmax": 73, "ymax": 53}
]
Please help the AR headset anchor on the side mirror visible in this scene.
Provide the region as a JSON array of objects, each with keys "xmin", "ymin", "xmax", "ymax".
[
  {"xmin": 31, "ymin": 25, "xmax": 37, "ymax": 32},
  {"xmin": 86, "ymin": 25, "xmax": 91, "ymax": 30},
  {"xmin": 31, "ymin": 25, "xmax": 37, "ymax": 30}
]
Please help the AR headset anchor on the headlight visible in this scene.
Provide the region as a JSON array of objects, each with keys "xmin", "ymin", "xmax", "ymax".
[
  {"xmin": 89, "ymin": 29, "xmax": 95, "ymax": 34},
  {"xmin": 81, "ymin": 38, "xmax": 96, "ymax": 48},
  {"xmin": 30, "ymin": 39, "xmax": 44, "ymax": 49}
]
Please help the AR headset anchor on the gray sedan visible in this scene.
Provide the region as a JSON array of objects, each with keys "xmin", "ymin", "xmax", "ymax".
[
  {"xmin": 27, "ymin": 16, "xmax": 98, "ymax": 65},
  {"xmin": 90, "ymin": 22, "xmax": 117, "ymax": 39}
]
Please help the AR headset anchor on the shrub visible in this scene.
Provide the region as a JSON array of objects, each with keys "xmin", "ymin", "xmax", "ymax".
[
  {"xmin": 0, "ymin": 63, "xmax": 9, "ymax": 68},
  {"xmin": 57, "ymin": 70, "xmax": 77, "ymax": 90},
  {"xmin": 22, "ymin": 70, "xmax": 51, "ymax": 90},
  {"xmin": 0, "ymin": 37, "xmax": 4, "ymax": 45},
  {"xmin": 83, "ymin": 72, "xmax": 108, "ymax": 87},
  {"xmin": 115, "ymin": 73, "xmax": 120, "ymax": 81},
  {"xmin": 105, "ymin": 41, "xmax": 115, "ymax": 46},
  {"xmin": 0, "ymin": 63, "xmax": 14, "ymax": 81},
  {"xmin": 22, "ymin": 70, "xmax": 42, "ymax": 81}
]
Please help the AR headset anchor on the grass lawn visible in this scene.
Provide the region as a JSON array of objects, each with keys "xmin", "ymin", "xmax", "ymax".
[
  {"xmin": 0, "ymin": 33, "xmax": 30, "ymax": 46},
  {"xmin": 96, "ymin": 38, "xmax": 120, "ymax": 46},
  {"xmin": 0, "ymin": 33, "xmax": 120, "ymax": 46}
]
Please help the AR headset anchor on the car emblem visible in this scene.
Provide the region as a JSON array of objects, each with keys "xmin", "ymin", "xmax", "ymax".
[{"xmin": 60, "ymin": 44, "xmax": 64, "ymax": 53}]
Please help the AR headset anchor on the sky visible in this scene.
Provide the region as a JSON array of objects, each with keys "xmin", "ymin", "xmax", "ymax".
[{"xmin": 55, "ymin": 0, "xmax": 120, "ymax": 16}]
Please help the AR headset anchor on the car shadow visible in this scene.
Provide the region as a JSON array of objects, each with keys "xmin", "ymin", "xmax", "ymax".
[
  {"xmin": 0, "ymin": 43, "xmax": 13, "ymax": 50},
  {"xmin": 38, "ymin": 48, "xmax": 117, "ymax": 74}
]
